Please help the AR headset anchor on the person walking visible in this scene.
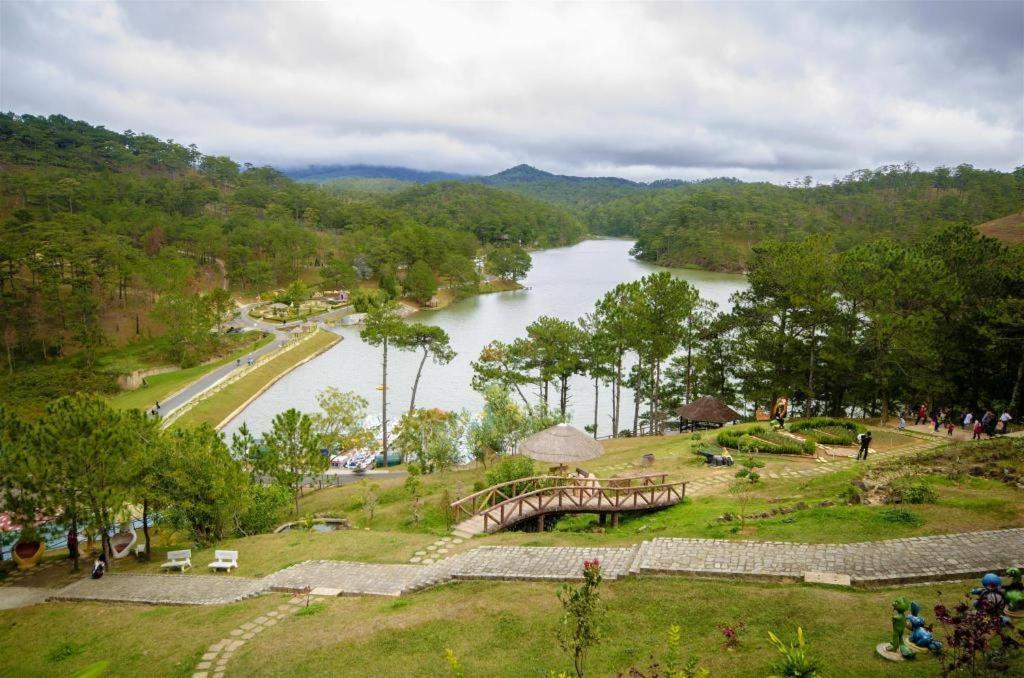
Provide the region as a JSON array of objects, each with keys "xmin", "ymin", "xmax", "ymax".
[
  {"xmin": 946, "ymin": 420, "xmax": 956, "ymax": 437},
  {"xmin": 916, "ymin": 404, "xmax": 928, "ymax": 426},
  {"xmin": 999, "ymin": 410, "xmax": 1012, "ymax": 435},
  {"xmin": 857, "ymin": 430, "xmax": 872, "ymax": 460},
  {"xmin": 898, "ymin": 412, "xmax": 906, "ymax": 431},
  {"xmin": 972, "ymin": 419, "xmax": 983, "ymax": 440},
  {"xmin": 981, "ymin": 410, "xmax": 996, "ymax": 438},
  {"xmin": 963, "ymin": 411, "xmax": 973, "ymax": 430}
]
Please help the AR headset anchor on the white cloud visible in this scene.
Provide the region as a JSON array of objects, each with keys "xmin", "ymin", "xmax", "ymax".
[{"xmin": 1, "ymin": 0, "xmax": 1021, "ymax": 181}]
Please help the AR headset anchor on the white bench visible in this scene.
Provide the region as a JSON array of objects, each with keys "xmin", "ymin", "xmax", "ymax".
[
  {"xmin": 208, "ymin": 550, "xmax": 239, "ymax": 572},
  {"xmin": 160, "ymin": 549, "xmax": 192, "ymax": 572}
]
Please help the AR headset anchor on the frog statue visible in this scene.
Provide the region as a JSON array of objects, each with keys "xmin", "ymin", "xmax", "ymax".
[
  {"xmin": 906, "ymin": 601, "xmax": 942, "ymax": 654},
  {"xmin": 887, "ymin": 597, "xmax": 917, "ymax": 659},
  {"xmin": 1005, "ymin": 567, "xmax": 1024, "ymax": 616}
]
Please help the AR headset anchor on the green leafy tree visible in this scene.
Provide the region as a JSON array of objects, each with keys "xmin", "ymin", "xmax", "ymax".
[
  {"xmin": 160, "ymin": 425, "xmax": 251, "ymax": 544},
  {"xmin": 360, "ymin": 303, "xmax": 409, "ymax": 456},
  {"xmin": 557, "ymin": 559, "xmax": 604, "ymax": 678},
  {"xmin": 404, "ymin": 260, "xmax": 438, "ymax": 304},
  {"xmin": 263, "ymin": 408, "xmax": 324, "ymax": 514},
  {"xmin": 486, "ymin": 245, "xmax": 533, "ymax": 281},
  {"xmin": 396, "ymin": 323, "xmax": 456, "ymax": 413},
  {"xmin": 311, "ymin": 388, "xmax": 376, "ymax": 455}
]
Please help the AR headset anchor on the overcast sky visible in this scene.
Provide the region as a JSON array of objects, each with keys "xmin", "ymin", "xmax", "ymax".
[{"xmin": 2, "ymin": 1, "xmax": 1022, "ymax": 182}]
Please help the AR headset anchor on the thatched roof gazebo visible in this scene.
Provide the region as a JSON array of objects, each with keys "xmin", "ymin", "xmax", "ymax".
[
  {"xmin": 676, "ymin": 396, "xmax": 742, "ymax": 431},
  {"xmin": 518, "ymin": 423, "xmax": 603, "ymax": 467}
]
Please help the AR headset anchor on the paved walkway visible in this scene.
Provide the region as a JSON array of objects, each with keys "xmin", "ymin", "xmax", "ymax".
[
  {"xmin": 13, "ymin": 527, "xmax": 1018, "ymax": 608},
  {"xmin": 51, "ymin": 573, "xmax": 267, "ymax": 605},
  {"xmin": 0, "ymin": 587, "xmax": 50, "ymax": 610}
]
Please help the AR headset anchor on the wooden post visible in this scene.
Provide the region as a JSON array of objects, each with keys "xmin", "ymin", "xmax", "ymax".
[
  {"xmin": 599, "ymin": 512, "xmax": 606, "ymax": 526},
  {"xmin": 611, "ymin": 513, "xmax": 619, "ymax": 528},
  {"xmin": 536, "ymin": 514, "xmax": 545, "ymax": 532}
]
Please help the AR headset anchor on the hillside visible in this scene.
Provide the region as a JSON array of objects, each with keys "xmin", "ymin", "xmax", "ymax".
[
  {"xmin": 619, "ymin": 165, "xmax": 1024, "ymax": 271},
  {"xmin": 381, "ymin": 180, "xmax": 586, "ymax": 246},
  {"xmin": 287, "ymin": 163, "xmax": 470, "ymax": 183},
  {"xmin": 0, "ymin": 113, "xmax": 588, "ymax": 414},
  {"xmin": 976, "ymin": 211, "xmax": 1024, "ymax": 245}
]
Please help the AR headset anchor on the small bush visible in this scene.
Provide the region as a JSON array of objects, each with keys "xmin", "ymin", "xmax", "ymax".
[
  {"xmin": 485, "ymin": 456, "xmax": 537, "ymax": 490},
  {"xmin": 236, "ymin": 483, "xmax": 292, "ymax": 535},
  {"xmin": 296, "ymin": 602, "xmax": 325, "ymax": 617},
  {"xmin": 891, "ymin": 480, "xmax": 938, "ymax": 505},
  {"xmin": 46, "ymin": 641, "xmax": 82, "ymax": 663},
  {"xmin": 879, "ymin": 508, "xmax": 924, "ymax": 526},
  {"xmin": 767, "ymin": 627, "xmax": 820, "ymax": 677}
]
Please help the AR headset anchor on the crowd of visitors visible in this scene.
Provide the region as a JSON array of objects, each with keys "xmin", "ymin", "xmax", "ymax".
[{"xmin": 906, "ymin": 403, "xmax": 1014, "ymax": 439}]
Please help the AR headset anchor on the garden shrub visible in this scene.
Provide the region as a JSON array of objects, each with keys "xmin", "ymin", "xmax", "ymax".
[
  {"xmin": 236, "ymin": 483, "xmax": 292, "ymax": 535},
  {"xmin": 485, "ymin": 456, "xmax": 537, "ymax": 489},
  {"xmin": 890, "ymin": 480, "xmax": 938, "ymax": 505},
  {"xmin": 879, "ymin": 508, "xmax": 924, "ymax": 526}
]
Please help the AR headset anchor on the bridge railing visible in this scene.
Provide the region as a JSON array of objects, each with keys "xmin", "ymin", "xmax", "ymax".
[
  {"xmin": 479, "ymin": 480, "xmax": 686, "ymax": 532},
  {"xmin": 450, "ymin": 473, "xmax": 670, "ymax": 520}
]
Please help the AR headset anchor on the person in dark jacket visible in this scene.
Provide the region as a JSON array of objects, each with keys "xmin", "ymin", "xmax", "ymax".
[{"xmin": 856, "ymin": 431, "xmax": 872, "ymax": 460}]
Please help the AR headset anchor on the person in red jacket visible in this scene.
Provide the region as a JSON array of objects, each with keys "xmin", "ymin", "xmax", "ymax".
[{"xmin": 916, "ymin": 404, "xmax": 928, "ymax": 426}]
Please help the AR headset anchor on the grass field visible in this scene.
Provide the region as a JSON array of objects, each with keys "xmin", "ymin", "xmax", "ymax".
[
  {"xmin": 2, "ymin": 577, "xmax": 1017, "ymax": 677},
  {"xmin": 108, "ymin": 333, "xmax": 273, "ymax": 411},
  {"xmin": 169, "ymin": 329, "xmax": 340, "ymax": 429},
  {"xmin": 976, "ymin": 210, "xmax": 1024, "ymax": 245}
]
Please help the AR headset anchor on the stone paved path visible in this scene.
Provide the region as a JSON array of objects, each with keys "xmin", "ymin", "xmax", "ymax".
[
  {"xmin": 8, "ymin": 526, "xmax": 1021, "ymax": 607},
  {"xmin": 51, "ymin": 573, "xmax": 267, "ymax": 605},
  {"xmin": 0, "ymin": 586, "xmax": 50, "ymax": 610}
]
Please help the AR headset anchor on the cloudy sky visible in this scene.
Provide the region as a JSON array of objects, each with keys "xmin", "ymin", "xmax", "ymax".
[{"xmin": 2, "ymin": 1, "xmax": 1022, "ymax": 182}]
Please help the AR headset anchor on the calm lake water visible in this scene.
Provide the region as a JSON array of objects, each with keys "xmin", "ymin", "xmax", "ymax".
[{"xmin": 223, "ymin": 240, "xmax": 747, "ymax": 438}]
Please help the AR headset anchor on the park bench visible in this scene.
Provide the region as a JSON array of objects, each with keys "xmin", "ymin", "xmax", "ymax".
[
  {"xmin": 160, "ymin": 549, "xmax": 192, "ymax": 572},
  {"xmin": 208, "ymin": 550, "xmax": 239, "ymax": 572}
]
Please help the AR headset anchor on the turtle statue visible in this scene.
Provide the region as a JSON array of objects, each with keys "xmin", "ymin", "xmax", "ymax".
[
  {"xmin": 1005, "ymin": 567, "xmax": 1023, "ymax": 617},
  {"xmin": 971, "ymin": 573, "xmax": 1010, "ymax": 626},
  {"xmin": 906, "ymin": 601, "xmax": 942, "ymax": 654},
  {"xmin": 877, "ymin": 596, "xmax": 917, "ymax": 661}
]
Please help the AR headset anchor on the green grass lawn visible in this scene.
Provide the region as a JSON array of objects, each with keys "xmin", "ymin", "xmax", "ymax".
[
  {"xmin": 170, "ymin": 329, "xmax": 340, "ymax": 429},
  {"xmin": 4, "ymin": 577, "xmax": 1016, "ymax": 677},
  {"xmin": 108, "ymin": 333, "xmax": 273, "ymax": 411}
]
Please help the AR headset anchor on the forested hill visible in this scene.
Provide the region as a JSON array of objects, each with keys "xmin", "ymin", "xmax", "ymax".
[
  {"xmin": 381, "ymin": 181, "xmax": 585, "ymax": 245},
  {"xmin": 618, "ymin": 166, "xmax": 1024, "ymax": 271},
  {"xmin": 0, "ymin": 113, "xmax": 584, "ymax": 374}
]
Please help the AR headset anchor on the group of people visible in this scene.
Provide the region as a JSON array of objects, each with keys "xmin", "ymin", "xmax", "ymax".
[{"xmin": 905, "ymin": 403, "xmax": 1013, "ymax": 439}]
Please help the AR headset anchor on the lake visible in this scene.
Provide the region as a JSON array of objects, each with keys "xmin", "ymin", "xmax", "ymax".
[{"xmin": 223, "ymin": 239, "xmax": 747, "ymax": 438}]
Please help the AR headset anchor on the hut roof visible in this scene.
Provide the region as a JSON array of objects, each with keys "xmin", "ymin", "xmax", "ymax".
[
  {"xmin": 518, "ymin": 423, "xmax": 603, "ymax": 463},
  {"xmin": 676, "ymin": 396, "xmax": 742, "ymax": 423}
]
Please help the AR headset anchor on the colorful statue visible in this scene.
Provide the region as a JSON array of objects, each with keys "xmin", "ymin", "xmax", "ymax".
[
  {"xmin": 888, "ymin": 597, "xmax": 916, "ymax": 659},
  {"xmin": 1004, "ymin": 567, "xmax": 1023, "ymax": 615},
  {"xmin": 971, "ymin": 573, "xmax": 1009, "ymax": 626},
  {"xmin": 906, "ymin": 601, "xmax": 942, "ymax": 654}
]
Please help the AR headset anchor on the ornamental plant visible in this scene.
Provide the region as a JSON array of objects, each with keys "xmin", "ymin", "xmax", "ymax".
[
  {"xmin": 767, "ymin": 626, "xmax": 821, "ymax": 677},
  {"xmin": 558, "ymin": 559, "xmax": 604, "ymax": 678},
  {"xmin": 934, "ymin": 594, "xmax": 1023, "ymax": 677}
]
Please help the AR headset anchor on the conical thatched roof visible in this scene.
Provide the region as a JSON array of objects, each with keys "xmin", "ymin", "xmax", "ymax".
[
  {"xmin": 518, "ymin": 423, "xmax": 604, "ymax": 463},
  {"xmin": 676, "ymin": 396, "xmax": 742, "ymax": 423}
]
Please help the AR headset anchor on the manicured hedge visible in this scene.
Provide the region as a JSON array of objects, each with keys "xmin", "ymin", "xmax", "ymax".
[
  {"xmin": 716, "ymin": 426, "xmax": 815, "ymax": 455},
  {"xmin": 789, "ymin": 418, "xmax": 867, "ymax": 445}
]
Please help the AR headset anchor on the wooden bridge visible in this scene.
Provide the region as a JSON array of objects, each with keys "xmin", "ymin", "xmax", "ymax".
[{"xmin": 450, "ymin": 473, "xmax": 686, "ymax": 538}]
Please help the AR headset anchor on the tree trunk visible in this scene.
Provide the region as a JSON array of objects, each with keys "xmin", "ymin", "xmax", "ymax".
[
  {"xmin": 70, "ymin": 515, "xmax": 79, "ymax": 572},
  {"xmin": 410, "ymin": 348, "xmax": 428, "ymax": 413},
  {"xmin": 142, "ymin": 499, "xmax": 151, "ymax": 561},
  {"xmin": 685, "ymin": 343, "xmax": 693, "ymax": 404},
  {"xmin": 805, "ymin": 329, "xmax": 816, "ymax": 417},
  {"xmin": 560, "ymin": 376, "xmax": 568, "ymax": 416},
  {"xmin": 613, "ymin": 353, "xmax": 622, "ymax": 437},
  {"xmin": 592, "ymin": 377, "xmax": 599, "ymax": 439},
  {"xmin": 1010, "ymin": 342, "xmax": 1024, "ymax": 415},
  {"xmin": 382, "ymin": 337, "xmax": 389, "ymax": 455}
]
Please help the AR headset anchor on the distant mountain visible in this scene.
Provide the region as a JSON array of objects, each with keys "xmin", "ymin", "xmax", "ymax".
[{"xmin": 286, "ymin": 164, "xmax": 471, "ymax": 183}]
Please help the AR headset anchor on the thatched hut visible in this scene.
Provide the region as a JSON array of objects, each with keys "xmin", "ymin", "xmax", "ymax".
[
  {"xmin": 518, "ymin": 423, "xmax": 603, "ymax": 469},
  {"xmin": 676, "ymin": 396, "xmax": 742, "ymax": 431}
]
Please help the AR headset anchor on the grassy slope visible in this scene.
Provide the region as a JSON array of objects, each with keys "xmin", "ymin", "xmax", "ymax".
[
  {"xmin": 108, "ymin": 333, "xmax": 273, "ymax": 411},
  {"xmin": 976, "ymin": 211, "xmax": 1024, "ymax": 245},
  {"xmin": 170, "ymin": 329, "xmax": 339, "ymax": 429},
  {"xmin": 3, "ymin": 578, "xmax": 1016, "ymax": 677}
]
